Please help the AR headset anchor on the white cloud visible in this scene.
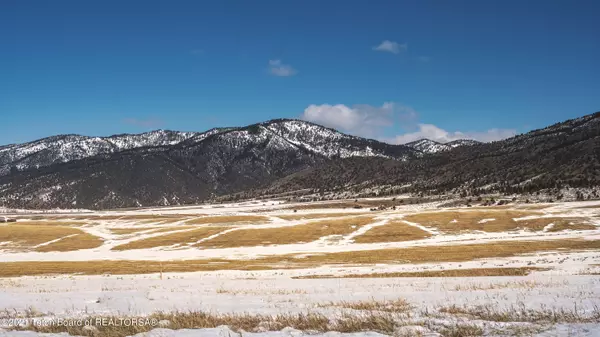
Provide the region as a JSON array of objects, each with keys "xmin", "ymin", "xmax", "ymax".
[
  {"xmin": 300, "ymin": 102, "xmax": 516, "ymax": 144},
  {"xmin": 300, "ymin": 102, "xmax": 416, "ymax": 138},
  {"xmin": 268, "ymin": 59, "xmax": 297, "ymax": 77},
  {"xmin": 373, "ymin": 40, "xmax": 407, "ymax": 54},
  {"xmin": 390, "ymin": 124, "xmax": 516, "ymax": 144}
]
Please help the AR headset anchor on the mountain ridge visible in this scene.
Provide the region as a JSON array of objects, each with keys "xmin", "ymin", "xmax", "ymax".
[
  {"xmin": 0, "ymin": 119, "xmax": 421, "ymax": 177},
  {"xmin": 0, "ymin": 129, "xmax": 199, "ymax": 176},
  {"xmin": 1, "ymin": 112, "xmax": 598, "ymax": 209},
  {"xmin": 0, "ymin": 119, "xmax": 418, "ymax": 209},
  {"xmin": 266, "ymin": 111, "xmax": 600, "ymax": 198},
  {"xmin": 0, "ymin": 117, "xmax": 492, "ymax": 174}
]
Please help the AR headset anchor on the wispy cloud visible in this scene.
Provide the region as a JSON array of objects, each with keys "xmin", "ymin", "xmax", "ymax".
[
  {"xmin": 300, "ymin": 102, "xmax": 416, "ymax": 138},
  {"xmin": 389, "ymin": 124, "xmax": 516, "ymax": 144},
  {"xmin": 300, "ymin": 102, "xmax": 516, "ymax": 144},
  {"xmin": 373, "ymin": 40, "xmax": 407, "ymax": 54},
  {"xmin": 190, "ymin": 49, "xmax": 204, "ymax": 56},
  {"xmin": 123, "ymin": 117, "xmax": 163, "ymax": 128},
  {"xmin": 416, "ymin": 56, "xmax": 432, "ymax": 62},
  {"xmin": 268, "ymin": 59, "xmax": 297, "ymax": 77}
]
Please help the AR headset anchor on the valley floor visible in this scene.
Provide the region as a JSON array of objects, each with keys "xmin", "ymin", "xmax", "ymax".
[{"xmin": 1, "ymin": 198, "xmax": 599, "ymax": 336}]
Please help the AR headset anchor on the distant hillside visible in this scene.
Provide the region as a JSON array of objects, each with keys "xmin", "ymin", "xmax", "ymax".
[
  {"xmin": 405, "ymin": 139, "xmax": 481, "ymax": 154},
  {"xmin": 266, "ymin": 112, "xmax": 600, "ymax": 197},
  {"xmin": 0, "ymin": 113, "xmax": 598, "ymax": 209}
]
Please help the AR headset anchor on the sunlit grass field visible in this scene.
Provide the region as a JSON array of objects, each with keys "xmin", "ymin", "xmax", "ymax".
[
  {"xmin": 352, "ymin": 219, "xmax": 432, "ymax": 243},
  {"xmin": 112, "ymin": 226, "xmax": 226, "ymax": 250},
  {"xmin": 198, "ymin": 216, "xmax": 375, "ymax": 248},
  {"xmin": 0, "ymin": 225, "xmax": 103, "ymax": 252},
  {"xmin": 0, "ymin": 238, "xmax": 598, "ymax": 277}
]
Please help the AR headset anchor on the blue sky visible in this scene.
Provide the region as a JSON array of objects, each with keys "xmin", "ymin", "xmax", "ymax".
[{"xmin": 1, "ymin": 0, "xmax": 599, "ymax": 145}]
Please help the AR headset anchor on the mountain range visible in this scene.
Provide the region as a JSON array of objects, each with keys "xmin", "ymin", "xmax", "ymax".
[
  {"xmin": 0, "ymin": 120, "xmax": 476, "ymax": 177},
  {"xmin": 0, "ymin": 112, "xmax": 598, "ymax": 209},
  {"xmin": 0, "ymin": 130, "xmax": 198, "ymax": 176}
]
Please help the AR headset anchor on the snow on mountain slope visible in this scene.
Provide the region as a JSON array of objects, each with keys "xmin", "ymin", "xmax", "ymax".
[
  {"xmin": 0, "ymin": 119, "xmax": 420, "ymax": 209},
  {"xmin": 405, "ymin": 138, "xmax": 481, "ymax": 154},
  {"xmin": 2, "ymin": 113, "xmax": 599, "ymax": 210},
  {"xmin": 105, "ymin": 130, "xmax": 198, "ymax": 149},
  {"xmin": 184, "ymin": 127, "xmax": 235, "ymax": 144},
  {"xmin": 0, "ymin": 130, "xmax": 198, "ymax": 176},
  {"xmin": 446, "ymin": 139, "xmax": 481, "ymax": 148},
  {"xmin": 0, "ymin": 119, "xmax": 417, "ymax": 178},
  {"xmin": 263, "ymin": 119, "xmax": 415, "ymax": 159},
  {"xmin": 404, "ymin": 139, "xmax": 450, "ymax": 153}
]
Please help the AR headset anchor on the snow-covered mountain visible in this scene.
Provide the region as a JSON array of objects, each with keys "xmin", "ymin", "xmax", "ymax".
[
  {"xmin": 0, "ymin": 130, "xmax": 199, "ymax": 176},
  {"xmin": 6, "ymin": 112, "xmax": 598, "ymax": 210},
  {"xmin": 0, "ymin": 119, "xmax": 419, "ymax": 209},
  {"xmin": 166, "ymin": 119, "xmax": 417, "ymax": 190},
  {"xmin": 405, "ymin": 138, "xmax": 481, "ymax": 154},
  {"xmin": 261, "ymin": 119, "xmax": 415, "ymax": 159},
  {"xmin": 404, "ymin": 139, "xmax": 450, "ymax": 153},
  {"xmin": 0, "ymin": 119, "xmax": 417, "ymax": 178}
]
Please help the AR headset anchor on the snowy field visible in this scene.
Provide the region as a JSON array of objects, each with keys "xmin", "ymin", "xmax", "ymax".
[{"xmin": 1, "ymin": 199, "xmax": 599, "ymax": 336}]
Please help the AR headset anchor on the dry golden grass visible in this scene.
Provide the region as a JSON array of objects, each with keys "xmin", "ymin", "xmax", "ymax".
[
  {"xmin": 438, "ymin": 324, "xmax": 484, "ymax": 337},
  {"xmin": 185, "ymin": 215, "xmax": 269, "ymax": 225},
  {"xmin": 0, "ymin": 258, "xmax": 278, "ymax": 277},
  {"xmin": 0, "ymin": 225, "xmax": 102, "ymax": 252},
  {"xmin": 109, "ymin": 226, "xmax": 198, "ymax": 235},
  {"xmin": 293, "ymin": 267, "xmax": 549, "ymax": 279},
  {"xmin": 109, "ymin": 227, "xmax": 156, "ymax": 235},
  {"xmin": 438, "ymin": 303, "xmax": 600, "ymax": 323},
  {"xmin": 322, "ymin": 298, "xmax": 413, "ymax": 313},
  {"xmin": 111, "ymin": 226, "xmax": 226, "ymax": 250},
  {"xmin": 13, "ymin": 215, "xmax": 86, "ymax": 221},
  {"xmin": 148, "ymin": 226, "xmax": 199, "ymax": 234},
  {"xmin": 550, "ymin": 222, "xmax": 597, "ymax": 231},
  {"xmin": 282, "ymin": 198, "xmax": 412, "ymax": 211},
  {"xmin": 404, "ymin": 210, "xmax": 541, "ymax": 233},
  {"xmin": 353, "ymin": 220, "xmax": 432, "ymax": 243},
  {"xmin": 136, "ymin": 219, "xmax": 170, "ymax": 225},
  {"xmin": 35, "ymin": 233, "xmax": 103, "ymax": 252},
  {"xmin": 516, "ymin": 217, "xmax": 597, "ymax": 232},
  {"xmin": 0, "ymin": 225, "xmax": 101, "ymax": 251},
  {"xmin": 117, "ymin": 214, "xmax": 191, "ymax": 220},
  {"xmin": 276, "ymin": 212, "xmax": 368, "ymax": 220},
  {"xmin": 63, "ymin": 215, "xmax": 127, "ymax": 221},
  {"xmin": 15, "ymin": 311, "xmax": 401, "ymax": 337},
  {"xmin": 40, "ymin": 214, "xmax": 193, "ymax": 222},
  {"xmin": 291, "ymin": 239, "xmax": 600, "ymax": 265},
  {"xmin": 517, "ymin": 204, "xmax": 553, "ymax": 210},
  {"xmin": 199, "ymin": 216, "xmax": 375, "ymax": 248},
  {"xmin": 1, "ymin": 239, "xmax": 598, "ymax": 277},
  {"xmin": 10, "ymin": 221, "xmax": 88, "ymax": 227},
  {"xmin": 100, "ymin": 214, "xmax": 193, "ymax": 220}
]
